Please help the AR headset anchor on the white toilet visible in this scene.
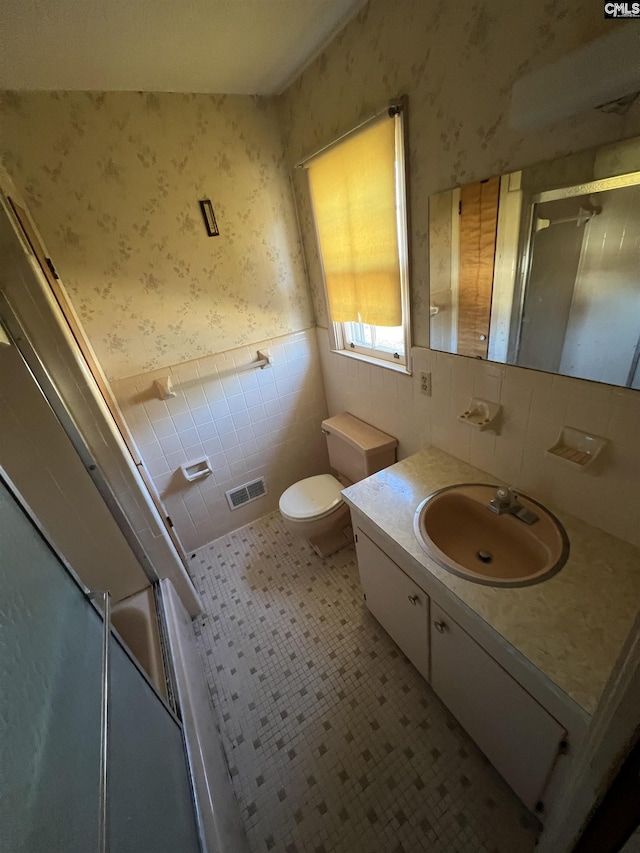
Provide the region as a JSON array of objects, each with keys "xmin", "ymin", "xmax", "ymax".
[{"xmin": 279, "ymin": 413, "xmax": 397, "ymax": 557}]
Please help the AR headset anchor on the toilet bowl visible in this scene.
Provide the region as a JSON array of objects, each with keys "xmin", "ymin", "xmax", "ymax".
[
  {"xmin": 279, "ymin": 413, "xmax": 397, "ymax": 558},
  {"xmin": 279, "ymin": 474, "xmax": 353, "ymax": 558}
]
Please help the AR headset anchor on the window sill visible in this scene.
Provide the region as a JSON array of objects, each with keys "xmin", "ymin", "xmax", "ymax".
[{"xmin": 330, "ymin": 347, "xmax": 412, "ymax": 376}]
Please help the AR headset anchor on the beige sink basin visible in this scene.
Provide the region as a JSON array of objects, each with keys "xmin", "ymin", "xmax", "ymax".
[{"xmin": 414, "ymin": 484, "xmax": 569, "ymax": 587}]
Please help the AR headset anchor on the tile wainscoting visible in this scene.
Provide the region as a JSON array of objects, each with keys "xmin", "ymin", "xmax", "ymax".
[
  {"xmin": 112, "ymin": 329, "xmax": 329, "ymax": 552},
  {"xmin": 316, "ymin": 328, "xmax": 640, "ymax": 549},
  {"xmin": 112, "ymin": 322, "xmax": 639, "ymax": 553}
]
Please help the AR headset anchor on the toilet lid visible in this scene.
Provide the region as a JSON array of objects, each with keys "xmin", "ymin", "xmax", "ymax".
[{"xmin": 279, "ymin": 474, "xmax": 344, "ymax": 521}]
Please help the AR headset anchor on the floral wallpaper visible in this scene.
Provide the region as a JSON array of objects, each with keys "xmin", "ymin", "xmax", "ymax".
[
  {"xmin": 0, "ymin": 91, "xmax": 313, "ymax": 379},
  {"xmin": 276, "ymin": 0, "xmax": 640, "ymax": 346},
  {"xmin": 2, "ymin": 5, "xmax": 639, "ymax": 378}
]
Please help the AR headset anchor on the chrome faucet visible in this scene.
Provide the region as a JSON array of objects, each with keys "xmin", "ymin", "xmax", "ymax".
[
  {"xmin": 488, "ymin": 487, "xmax": 538, "ymax": 525},
  {"xmin": 488, "ymin": 487, "xmax": 518, "ymax": 514}
]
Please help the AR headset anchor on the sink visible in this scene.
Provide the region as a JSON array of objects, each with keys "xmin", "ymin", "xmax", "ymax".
[{"xmin": 413, "ymin": 484, "xmax": 569, "ymax": 587}]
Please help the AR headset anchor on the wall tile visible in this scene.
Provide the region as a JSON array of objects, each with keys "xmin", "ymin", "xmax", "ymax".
[
  {"xmin": 142, "ymin": 398, "xmax": 169, "ymax": 421},
  {"xmin": 179, "ymin": 429, "xmax": 201, "ymax": 450},
  {"xmin": 446, "ymin": 421, "xmax": 472, "ymax": 465},
  {"xmin": 566, "ymin": 382, "xmax": 613, "ymax": 437},
  {"xmin": 243, "ymin": 388, "xmax": 263, "ymax": 408},
  {"xmin": 196, "ymin": 421, "xmax": 218, "ymax": 444},
  {"xmin": 247, "ymin": 403, "xmax": 267, "ymax": 423},
  {"xmin": 219, "ymin": 430, "xmax": 239, "ymax": 450},
  {"xmin": 226, "ymin": 394, "xmax": 247, "ymax": 415},
  {"xmin": 498, "ymin": 369, "xmax": 533, "ymax": 442},
  {"xmin": 235, "ymin": 425, "xmax": 255, "ymax": 445},
  {"xmin": 130, "ymin": 413, "xmax": 156, "ymax": 446},
  {"xmin": 165, "ymin": 448, "xmax": 187, "ymax": 470},
  {"xmin": 165, "ymin": 393, "xmax": 190, "ymax": 417},
  {"xmin": 152, "ymin": 417, "xmax": 176, "ymax": 439},
  {"xmin": 215, "ymin": 415, "xmax": 235, "ymax": 436},
  {"xmin": 202, "ymin": 437, "xmax": 224, "ymax": 457},
  {"xmin": 204, "ymin": 383, "xmax": 226, "ymax": 406},
  {"xmin": 172, "ymin": 362, "xmax": 200, "ymax": 384},
  {"xmin": 191, "ymin": 406, "xmax": 213, "ymax": 427},
  {"xmin": 172, "ymin": 411, "xmax": 195, "ymax": 433},
  {"xmin": 607, "ymin": 392, "xmax": 640, "ymax": 447},
  {"xmin": 113, "ymin": 329, "xmax": 329, "ymax": 551},
  {"xmin": 144, "ymin": 455, "xmax": 170, "ymax": 478},
  {"xmin": 316, "ymin": 324, "xmax": 640, "ymax": 546},
  {"xmin": 183, "ymin": 385, "xmax": 207, "ymax": 409},
  {"xmin": 138, "ymin": 439, "xmax": 164, "ymax": 462},
  {"xmin": 159, "ymin": 434, "xmax": 182, "ymax": 456},
  {"xmin": 472, "ymin": 362, "xmax": 504, "ymax": 406},
  {"xmin": 469, "ymin": 430, "xmax": 496, "ymax": 475},
  {"xmin": 492, "ymin": 438, "xmax": 524, "ymax": 486},
  {"xmin": 222, "ymin": 375, "xmax": 243, "ymax": 398},
  {"xmin": 230, "ymin": 410, "xmax": 251, "ymax": 429}
]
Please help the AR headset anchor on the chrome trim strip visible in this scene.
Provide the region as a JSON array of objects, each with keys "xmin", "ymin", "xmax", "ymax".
[{"xmin": 89, "ymin": 590, "xmax": 111, "ymax": 853}]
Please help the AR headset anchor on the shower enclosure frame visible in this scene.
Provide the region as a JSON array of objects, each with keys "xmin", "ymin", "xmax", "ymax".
[
  {"xmin": 511, "ymin": 169, "xmax": 640, "ymax": 378},
  {"xmin": 0, "ymin": 465, "xmax": 201, "ymax": 852},
  {"xmin": 0, "ymin": 187, "xmax": 201, "ymax": 614}
]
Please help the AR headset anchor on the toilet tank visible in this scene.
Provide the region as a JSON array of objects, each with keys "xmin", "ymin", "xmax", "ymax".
[{"xmin": 322, "ymin": 413, "xmax": 397, "ymax": 483}]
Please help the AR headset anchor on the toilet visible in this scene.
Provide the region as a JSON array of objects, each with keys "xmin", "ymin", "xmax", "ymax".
[{"xmin": 279, "ymin": 413, "xmax": 397, "ymax": 557}]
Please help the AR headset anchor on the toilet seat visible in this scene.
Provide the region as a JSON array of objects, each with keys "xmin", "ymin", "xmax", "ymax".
[{"xmin": 279, "ymin": 474, "xmax": 344, "ymax": 522}]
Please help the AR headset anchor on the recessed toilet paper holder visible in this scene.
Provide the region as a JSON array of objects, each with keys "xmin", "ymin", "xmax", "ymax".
[{"xmin": 180, "ymin": 457, "xmax": 212, "ymax": 483}]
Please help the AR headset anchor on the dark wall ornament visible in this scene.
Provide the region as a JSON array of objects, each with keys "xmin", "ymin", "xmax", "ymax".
[{"xmin": 199, "ymin": 199, "xmax": 220, "ymax": 236}]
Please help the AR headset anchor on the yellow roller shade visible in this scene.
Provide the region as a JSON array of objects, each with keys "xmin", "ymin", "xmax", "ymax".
[{"xmin": 307, "ymin": 117, "xmax": 402, "ymax": 327}]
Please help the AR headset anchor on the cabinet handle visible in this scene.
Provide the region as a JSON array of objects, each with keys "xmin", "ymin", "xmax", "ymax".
[
  {"xmin": 408, "ymin": 594, "xmax": 419, "ymax": 606},
  {"xmin": 434, "ymin": 620, "xmax": 447, "ymax": 633}
]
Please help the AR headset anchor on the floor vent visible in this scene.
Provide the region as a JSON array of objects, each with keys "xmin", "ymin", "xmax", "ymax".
[{"xmin": 225, "ymin": 477, "xmax": 267, "ymax": 510}]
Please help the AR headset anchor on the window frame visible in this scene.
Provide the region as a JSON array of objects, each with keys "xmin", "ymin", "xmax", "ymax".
[
  {"xmin": 336, "ymin": 320, "xmax": 407, "ymax": 366},
  {"xmin": 306, "ymin": 101, "xmax": 412, "ymax": 375}
]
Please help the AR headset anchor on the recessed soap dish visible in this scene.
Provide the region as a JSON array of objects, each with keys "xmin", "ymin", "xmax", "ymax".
[
  {"xmin": 458, "ymin": 397, "xmax": 502, "ymax": 433},
  {"xmin": 546, "ymin": 427, "xmax": 607, "ymax": 471}
]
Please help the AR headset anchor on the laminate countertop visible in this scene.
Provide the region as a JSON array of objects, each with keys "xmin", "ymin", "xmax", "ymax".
[{"xmin": 342, "ymin": 447, "xmax": 640, "ymax": 715}]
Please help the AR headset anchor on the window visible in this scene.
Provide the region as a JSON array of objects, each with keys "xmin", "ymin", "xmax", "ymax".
[{"xmin": 304, "ymin": 102, "xmax": 411, "ymax": 370}]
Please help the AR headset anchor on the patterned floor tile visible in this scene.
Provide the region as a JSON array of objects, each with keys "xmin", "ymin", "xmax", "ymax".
[{"xmin": 192, "ymin": 512, "xmax": 539, "ymax": 853}]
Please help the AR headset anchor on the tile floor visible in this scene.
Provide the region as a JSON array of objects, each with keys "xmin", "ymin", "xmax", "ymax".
[{"xmin": 192, "ymin": 512, "xmax": 539, "ymax": 853}]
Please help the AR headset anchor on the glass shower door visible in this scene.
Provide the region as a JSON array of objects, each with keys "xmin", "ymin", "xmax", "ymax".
[
  {"xmin": 0, "ymin": 475, "xmax": 104, "ymax": 852},
  {"xmin": 108, "ymin": 627, "xmax": 201, "ymax": 853},
  {"xmin": 0, "ymin": 473, "xmax": 201, "ymax": 852}
]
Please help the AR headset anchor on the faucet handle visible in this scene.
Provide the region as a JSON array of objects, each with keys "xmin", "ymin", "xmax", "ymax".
[{"xmin": 493, "ymin": 486, "xmax": 517, "ymax": 508}]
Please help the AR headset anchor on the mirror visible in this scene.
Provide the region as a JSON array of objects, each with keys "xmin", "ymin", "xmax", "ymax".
[{"xmin": 429, "ymin": 136, "xmax": 640, "ymax": 389}]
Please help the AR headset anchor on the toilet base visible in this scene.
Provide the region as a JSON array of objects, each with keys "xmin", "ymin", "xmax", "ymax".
[
  {"xmin": 281, "ymin": 502, "xmax": 353, "ymax": 558},
  {"xmin": 309, "ymin": 522, "xmax": 354, "ymax": 558}
]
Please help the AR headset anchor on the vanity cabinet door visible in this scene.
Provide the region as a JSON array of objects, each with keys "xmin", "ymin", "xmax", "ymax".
[
  {"xmin": 431, "ymin": 601, "xmax": 566, "ymax": 812},
  {"xmin": 355, "ymin": 529, "xmax": 430, "ymax": 681}
]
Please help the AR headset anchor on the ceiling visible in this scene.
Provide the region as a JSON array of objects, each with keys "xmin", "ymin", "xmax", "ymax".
[{"xmin": 0, "ymin": 0, "xmax": 366, "ymax": 95}]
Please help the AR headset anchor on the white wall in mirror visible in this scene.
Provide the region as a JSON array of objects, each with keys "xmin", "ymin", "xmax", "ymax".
[{"xmin": 429, "ymin": 135, "xmax": 640, "ymax": 389}]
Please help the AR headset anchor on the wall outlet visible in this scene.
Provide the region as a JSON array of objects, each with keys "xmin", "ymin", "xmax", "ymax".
[{"xmin": 420, "ymin": 371, "xmax": 432, "ymax": 396}]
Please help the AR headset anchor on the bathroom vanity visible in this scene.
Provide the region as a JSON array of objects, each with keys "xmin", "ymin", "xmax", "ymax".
[{"xmin": 342, "ymin": 448, "xmax": 640, "ymax": 818}]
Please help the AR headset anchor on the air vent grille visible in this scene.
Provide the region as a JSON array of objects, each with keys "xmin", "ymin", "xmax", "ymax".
[{"xmin": 225, "ymin": 477, "xmax": 267, "ymax": 510}]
